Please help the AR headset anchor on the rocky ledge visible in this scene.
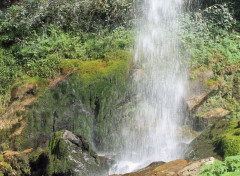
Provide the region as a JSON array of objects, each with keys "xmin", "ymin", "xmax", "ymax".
[
  {"xmin": 110, "ymin": 157, "xmax": 216, "ymax": 176},
  {"xmin": 0, "ymin": 130, "xmax": 109, "ymax": 176}
]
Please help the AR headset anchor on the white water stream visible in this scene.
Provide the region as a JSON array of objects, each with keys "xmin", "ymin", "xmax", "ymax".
[{"xmin": 109, "ymin": 0, "xmax": 189, "ymax": 174}]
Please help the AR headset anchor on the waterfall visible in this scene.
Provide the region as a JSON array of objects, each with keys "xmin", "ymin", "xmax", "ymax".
[{"xmin": 109, "ymin": 0, "xmax": 189, "ymax": 174}]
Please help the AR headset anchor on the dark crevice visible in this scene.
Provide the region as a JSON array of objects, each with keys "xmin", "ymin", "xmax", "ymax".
[
  {"xmin": 30, "ymin": 153, "xmax": 49, "ymax": 176},
  {"xmin": 92, "ymin": 97, "xmax": 100, "ymax": 148},
  {"xmin": 94, "ymin": 98, "xmax": 100, "ymax": 120},
  {"xmin": 53, "ymin": 110, "xmax": 58, "ymax": 132}
]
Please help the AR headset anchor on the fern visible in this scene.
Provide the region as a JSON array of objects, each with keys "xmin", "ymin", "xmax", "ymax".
[{"xmin": 200, "ymin": 154, "xmax": 240, "ymax": 176}]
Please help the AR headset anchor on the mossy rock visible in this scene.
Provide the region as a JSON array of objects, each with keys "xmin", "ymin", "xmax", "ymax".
[
  {"xmin": 185, "ymin": 120, "xmax": 240, "ymax": 161},
  {"xmin": 31, "ymin": 130, "xmax": 108, "ymax": 176},
  {"xmin": 215, "ymin": 121, "xmax": 240, "ymax": 157},
  {"xmin": 1, "ymin": 50, "xmax": 133, "ymax": 152}
]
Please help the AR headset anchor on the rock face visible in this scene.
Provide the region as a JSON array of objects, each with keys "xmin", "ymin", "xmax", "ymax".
[
  {"xmin": 0, "ymin": 131, "xmax": 109, "ymax": 176},
  {"xmin": 178, "ymin": 157, "xmax": 216, "ymax": 176},
  {"xmin": 110, "ymin": 159, "xmax": 188, "ymax": 176},
  {"xmin": 184, "ymin": 120, "xmax": 240, "ymax": 161},
  {"xmin": 0, "ymin": 55, "xmax": 132, "ymax": 153},
  {"xmin": 194, "ymin": 108, "xmax": 230, "ymax": 130},
  {"xmin": 184, "ymin": 69, "xmax": 221, "ymax": 130},
  {"xmin": 110, "ymin": 157, "xmax": 217, "ymax": 176},
  {"xmin": 185, "ymin": 69, "xmax": 218, "ymax": 112},
  {"xmin": 31, "ymin": 130, "xmax": 109, "ymax": 176}
]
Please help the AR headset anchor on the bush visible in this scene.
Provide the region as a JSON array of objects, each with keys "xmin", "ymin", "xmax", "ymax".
[
  {"xmin": 0, "ymin": 49, "xmax": 20, "ymax": 95},
  {"xmin": 0, "ymin": 0, "xmax": 135, "ymax": 46},
  {"xmin": 200, "ymin": 153, "xmax": 240, "ymax": 175},
  {"xmin": 202, "ymin": 4, "xmax": 236, "ymax": 32}
]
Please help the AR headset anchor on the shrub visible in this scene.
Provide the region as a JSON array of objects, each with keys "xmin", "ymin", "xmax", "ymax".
[
  {"xmin": 200, "ymin": 153, "xmax": 240, "ymax": 175},
  {"xmin": 0, "ymin": 0, "xmax": 135, "ymax": 46},
  {"xmin": 0, "ymin": 49, "xmax": 20, "ymax": 95}
]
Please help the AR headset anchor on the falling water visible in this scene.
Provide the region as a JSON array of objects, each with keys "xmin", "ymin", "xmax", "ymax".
[{"xmin": 109, "ymin": 0, "xmax": 188, "ymax": 174}]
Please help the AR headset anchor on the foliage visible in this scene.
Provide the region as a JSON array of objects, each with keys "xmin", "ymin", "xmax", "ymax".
[
  {"xmin": 0, "ymin": 0, "xmax": 135, "ymax": 46},
  {"xmin": 200, "ymin": 153, "xmax": 240, "ymax": 176},
  {"xmin": 15, "ymin": 26, "xmax": 133, "ymax": 76},
  {"xmin": 0, "ymin": 49, "xmax": 21, "ymax": 96},
  {"xmin": 188, "ymin": 0, "xmax": 240, "ymax": 20},
  {"xmin": 0, "ymin": 19, "xmax": 134, "ymax": 109},
  {"xmin": 180, "ymin": 4, "xmax": 240, "ymax": 120},
  {"xmin": 202, "ymin": 4, "xmax": 236, "ymax": 32}
]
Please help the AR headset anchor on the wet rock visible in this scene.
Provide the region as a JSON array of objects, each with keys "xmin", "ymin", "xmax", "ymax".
[
  {"xmin": 31, "ymin": 130, "xmax": 108, "ymax": 176},
  {"xmin": 110, "ymin": 159, "xmax": 188, "ymax": 176},
  {"xmin": 178, "ymin": 157, "xmax": 216, "ymax": 176},
  {"xmin": 194, "ymin": 108, "xmax": 230, "ymax": 131},
  {"xmin": 184, "ymin": 69, "xmax": 219, "ymax": 129},
  {"xmin": 184, "ymin": 120, "xmax": 240, "ymax": 161},
  {"xmin": 185, "ymin": 85, "xmax": 218, "ymax": 113},
  {"xmin": 185, "ymin": 69, "xmax": 218, "ymax": 112}
]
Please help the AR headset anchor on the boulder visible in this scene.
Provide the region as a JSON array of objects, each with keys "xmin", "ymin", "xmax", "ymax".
[
  {"xmin": 184, "ymin": 120, "xmax": 240, "ymax": 161},
  {"xmin": 0, "ymin": 130, "xmax": 111, "ymax": 176},
  {"xmin": 31, "ymin": 130, "xmax": 109, "ymax": 176},
  {"xmin": 110, "ymin": 159, "xmax": 188, "ymax": 176},
  {"xmin": 184, "ymin": 69, "xmax": 219, "ymax": 129},
  {"xmin": 194, "ymin": 108, "xmax": 230, "ymax": 130},
  {"xmin": 178, "ymin": 157, "xmax": 216, "ymax": 176},
  {"xmin": 109, "ymin": 157, "xmax": 217, "ymax": 176},
  {"xmin": 185, "ymin": 69, "xmax": 217, "ymax": 111}
]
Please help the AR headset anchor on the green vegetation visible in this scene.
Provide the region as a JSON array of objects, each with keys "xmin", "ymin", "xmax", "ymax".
[
  {"xmin": 0, "ymin": 0, "xmax": 240, "ymax": 175},
  {"xmin": 0, "ymin": 0, "xmax": 134, "ymax": 113},
  {"xmin": 180, "ymin": 3, "xmax": 240, "ymax": 118},
  {"xmin": 215, "ymin": 121, "xmax": 240, "ymax": 158},
  {"xmin": 185, "ymin": 120, "xmax": 240, "ymax": 161},
  {"xmin": 200, "ymin": 154, "xmax": 240, "ymax": 176}
]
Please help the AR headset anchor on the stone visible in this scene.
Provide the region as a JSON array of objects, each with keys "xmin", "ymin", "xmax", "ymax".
[
  {"xmin": 184, "ymin": 69, "xmax": 220, "ymax": 130},
  {"xmin": 194, "ymin": 108, "xmax": 230, "ymax": 130},
  {"xmin": 185, "ymin": 85, "xmax": 218, "ymax": 112},
  {"xmin": 178, "ymin": 157, "xmax": 217, "ymax": 176},
  {"xmin": 32, "ymin": 130, "xmax": 109, "ymax": 176},
  {"xmin": 184, "ymin": 120, "xmax": 240, "ymax": 161},
  {"xmin": 185, "ymin": 69, "xmax": 218, "ymax": 112},
  {"xmin": 110, "ymin": 159, "xmax": 188, "ymax": 176}
]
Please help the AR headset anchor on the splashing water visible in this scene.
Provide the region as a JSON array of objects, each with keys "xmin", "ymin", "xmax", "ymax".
[{"xmin": 109, "ymin": 0, "xmax": 189, "ymax": 174}]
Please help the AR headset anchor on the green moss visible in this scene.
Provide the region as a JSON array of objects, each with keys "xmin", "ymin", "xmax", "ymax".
[
  {"xmin": 5, "ymin": 50, "xmax": 132, "ymax": 152},
  {"xmin": 216, "ymin": 121, "xmax": 240, "ymax": 157},
  {"xmin": 49, "ymin": 131, "xmax": 69, "ymax": 159},
  {"xmin": 76, "ymin": 50, "xmax": 132, "ymax": 85},
  {"xmin": 185, "ymin": 120, "xmax": 240, "ymax": 161}
]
